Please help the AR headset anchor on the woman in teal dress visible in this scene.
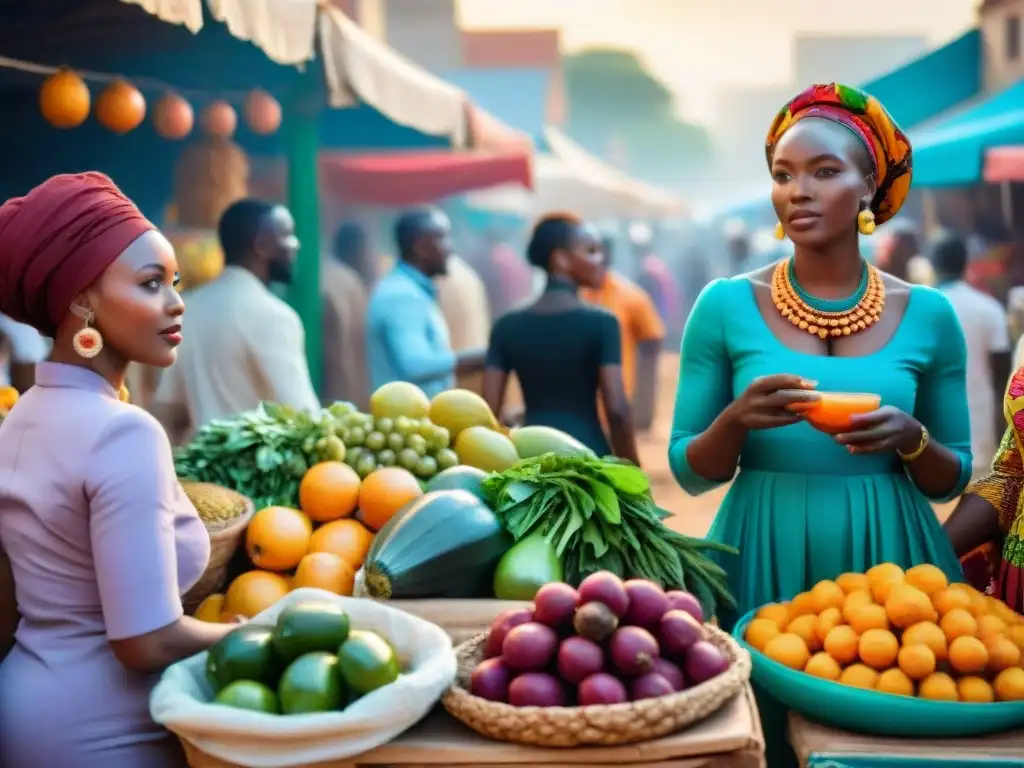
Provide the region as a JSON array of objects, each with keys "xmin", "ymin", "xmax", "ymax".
[{"xmin": 669, "ymin": 83, "xmax": 971, "ymax": 763}]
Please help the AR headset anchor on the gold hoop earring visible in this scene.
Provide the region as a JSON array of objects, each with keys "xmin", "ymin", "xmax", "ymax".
[
  {"xmin": 70, "ymin": 306, "xmax": 103, "ymax": 359},
  {"xmin": 857, "ymin": 209, "xmax": 876, "ymax": 236},
  {"xmin": 774, "ymin": 222, "xmax": 786, "ymax": 240}
]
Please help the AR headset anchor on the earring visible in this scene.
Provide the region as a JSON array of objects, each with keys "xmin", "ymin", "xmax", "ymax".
[
  {"xmin": 857, "ymin": 209, "xmax": 876, "ymax": 235},
  {"xmin": 774, "ymin": 221, "xmax": 786, "ymax": 240},
  {"xmin": 70, "ymin": 306, "xmax": 103, "ymax": 359}
]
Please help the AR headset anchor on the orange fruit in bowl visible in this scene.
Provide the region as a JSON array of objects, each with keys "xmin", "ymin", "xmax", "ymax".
[
  {"xmin": 918, "ymin": 672, "xmax": 959, "ymax": 701},
  {"xmin": 932, "ymin": 586, "xmax": 972, "ymax": 616},
  {"xmin": 994, "ymin": 667, "xmax": 1024, "ymax": 701},
  {"xmin": 309, "ymin": 518, "xmax": 375, "ymax": 569},
  {"xmin": 902, "ymin": 621, "xmax": 948, "ymax": 661},
  {"xmin": 958, "ymin": 676, "xmax": 995, "ymax": 703},
  {"xmin": 876, "ymin": 668, "xmax": 915, "ymax": 697},
  {"xmin": 814, "ymin": 607, "xmax": 843, "ymax": 644},
  {"xmin": 985, "ymin": 635, "xmax": 1022, "ymax": 672},
  {"xmin": 823, "ymin": 625, "xmax": 860, "ymax": 665},
  {"xmin": 801, "ymin": 392, "xmax": 880, "ymax": 434},
  {"xmin": 744, "ymin": 618, "xmax": 781, "ymax": 652},
  {"xmin": 867, "ymin": 563, "xmax": 905, "ymax": 603},
  {"xmin": 940, "ymin": 608, "xmax": 978, "ymax": 641},
  {"xmin": 1010, "ymin": 624, "xmax": 1024, "ymax": 650},
  {"xmin": 838, "ymin": 663, "xmax": 878, "ymax": 689},
  {"xmin": 859, "ymin": 628, "xmax": 899, "ymax": 670},
  {"xmin": 358, "ymin": 467, "xmax": 423, "ymax": 531},
  {"xmin": 224, "ymin": 570, "xmax": 291, "ymax": 618},
  {"xmin": 897, "ymin": 644, "xmax": 936, "ymax": 680},
  {"xmin": 299, "ymin": 461, "xmax": 361, "ymax": 522},
  {"xmin": 804, "ymin": 652, "xmax": 842, "ymax": 681},
  {"xmin": 842, "ymin": 589, "xmax": 875, "ymax": 622},
  {"xmin": 810, "ymin": 580, "xmax": 845, "ymax": 613},
  {"xmin": 786, "ymin": 615, "xmax": 821, "ymax": 652},
  {"xmin": 788, "ymin": 591, "xmax": 817, "ymax": 618},
  {"xmin": 764, "ymin": 633, "xmax": 810, "ymax": 670},
  {"xmin": 885, "ymin": 582, "xmax": 937, "ymax": 629},
  {"xmin": 755, "ymin": 603, "xmax": 790, "ymax": 630},
  {"xmin": 904, "ymin": 563, "xmax": 948, "ymax": 595},
  {"xmin": 245, "ymin": 506, "xmax": 313, "ymax": 571},
  {"xmin": 948, "ymin": 636, "xmax": 989, "ymax": 675},
  {"xmin": 847, "ymin": 603, "xmax": 890, "ymax": 634},
  {"xmin": 976, "ymin": 614, "xmax": 1007, "ymax": 640},
  {"xmin": 292, "ymin": 552, "xmax": 356, "ymax": 595},
  {"xmin": 835, "ymin": 572, "xmax": 870, "ymax": 594}
]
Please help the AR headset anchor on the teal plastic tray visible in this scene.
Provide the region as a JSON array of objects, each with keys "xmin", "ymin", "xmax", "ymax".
[{"xmin": 733, "ymin": 609, "xmax": 1024, "ymax": 738}]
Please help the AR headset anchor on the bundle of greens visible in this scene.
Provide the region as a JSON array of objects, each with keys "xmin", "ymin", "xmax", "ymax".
[
  {"xmin": 174, "ymin": 402, "xmax": 347, "ymax": 510},
  {"xmin": 483, "ymin": 454, "xmax": 737, "ymax": 618}
]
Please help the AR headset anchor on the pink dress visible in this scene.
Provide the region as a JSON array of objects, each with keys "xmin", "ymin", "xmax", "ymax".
[{"xmin": 0, "ymin": 362, "xmax": 210, "ymax": 767}]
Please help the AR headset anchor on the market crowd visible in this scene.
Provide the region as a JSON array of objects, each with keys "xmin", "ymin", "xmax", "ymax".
[{"xmin": 1, "ymin": 80, "xmax": 1024, "ymax": 766}]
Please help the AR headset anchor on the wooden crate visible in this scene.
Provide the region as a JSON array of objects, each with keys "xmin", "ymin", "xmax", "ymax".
[{"xmin": 385, "ymin": 599, "xmax": 530, "ymax": 645}]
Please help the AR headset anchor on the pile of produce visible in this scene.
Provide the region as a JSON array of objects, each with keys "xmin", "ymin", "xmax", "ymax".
[
  {"xmin": 207, "ymin": 598, "xmax": 401, "ymax": 715},
  {"xmin": 174, "ymin": 383, "xmax": 516, "ymax": 511},
  {"xmin": 181, "ymin": 481, "xmax": 252, "ymax": 527},
  {"xmin": 483, "ymin": 453, "xmax": 737, "ymax": 618},
  {"xmin": 744, "ymin": 563, "xmax": 1024, "ymax": 702},
  {"xmin": 470, "ymin": 571, "xmax": 730, "ymax": 706}
]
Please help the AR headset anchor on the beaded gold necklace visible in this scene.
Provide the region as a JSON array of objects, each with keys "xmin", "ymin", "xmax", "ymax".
[{"xmin": 770, "ymin": 258, "xmax": 885, "ymax": 340}]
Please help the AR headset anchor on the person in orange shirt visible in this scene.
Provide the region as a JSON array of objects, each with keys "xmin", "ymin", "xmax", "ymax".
[{"xmin": 581, "ymin": 236, "xmax": 665, "ymax": 429}]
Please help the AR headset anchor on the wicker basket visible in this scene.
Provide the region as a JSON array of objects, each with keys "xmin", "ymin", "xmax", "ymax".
[
  {"xmin": 441, "ymin": 623, "xmax": 751, "ymax": 747},
  {"xmin": 181, "ymin": 485, "xmax": 255, "ymax": 614}
]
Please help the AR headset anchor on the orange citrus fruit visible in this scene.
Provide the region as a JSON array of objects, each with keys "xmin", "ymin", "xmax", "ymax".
[
  {"xmin": 838, "ymin": 663, "xmax": 878, "ymax": 689},
  {"xmin": 194, "ymin": 593, "xmax": 226, "ymax": 623},
  {"xmin": 876, "ymin": 668, "xmax": 914, "ymax": 697},
  {"xmin": 958, "ymin": 676, "xmax": 995, "ymax": 703},
  {"xmin": 903, "ymin": 563, "xmax": 948, "ymax": 595},
  {"xmin": 804, "ymin": 651, "xmax": 841, "ymax": 681},
  {"xmin": 788, "ymin": 591, "xmax": 817, "ymax": 618},
  {"xmin": 299, "ymin": 461, "xmax": 361, "ymax": 522},
  {"xmin": 994, "ymin": 667, "xmax": 1024, "ymax": 701},
  {"xmin": 744, "ymin": 618, "xmax": 781, "ymax": 652},
  {"xmin": 786, "ymin": 615, "xmax": 821, "ymax": 652},
  {"xmin": 755, "ymin": 603, "xmax": 790, "ymax": 630},
  {"xmin": 859, "ymin": 628, "xmax": 899, "ymax": 670},
  {"xmin": 358, "ymin": 467, "xmax": 423, "ymax": 531},
  {"xmin": 764, "ymin": 633, "xmax": 810, "ymax": 670},
  {"xmin": 902, "ymin": 621, "xmax": 948, "ymax": 661},
  {"xmin": 842, "ymin": 589, "xmax": 875, "ymax": 622},
  {"xmin": 292, "ymin": 552, "xmax": 356, "ymax": 595},
  {"xmin": 847, "ymin": 603, "xmax": 890, "ymax": 634},
  {"xmin": 823, "ymin": 625, "xmax": 860, "ymax": 665},
  {"xmin": 867, "ymin": 563, "xmax": 904, "ymax": 603},
  {"xmin": 810, "ymin": 580, "xmax": 845, "ymax": 613},
  {"xmin": 224, "ymin": 570, "xmax": 291, "ymax": 618},
  {"xmin": 309, "ymin": 518, "xmax": 375, "ymax": 568},
  {"xmin": 245, "ymin": 506, "xmax": 312, "ymax": 571},
  {"xmin": 814, "ymin": 607, "xmax": 843, "ymax": 644},
  {"xmin": 885, "ymin": 582, "xmax": 937, "ymax": 629},
  {"xmin": 897, "ymin": 644, "xmax": 935, "ymax": 680},
  {"xmin": 835, "ymin": 572, "xmax": 870, "ymax": 594},
  {"xmin": 976, "ymin": 614, "xmax": 1007, "ymax": 640},
  {"xmin": 940, "ymin": 608, "xmax": 978, "ymax": 641},
  {"xmin": 948, "ymin": 636, "xmax": 989, "ymax": 675},
  {"xmin": 932, "ymin": 587, "xmax": 972, "ymax": 616},
  {"xmin": 918, "ymin": 672, "xmax": 959, "ymax": 701},
  {"xmin": 985, "ymin": 635, "xmax": 1022, "ymax": 672}
]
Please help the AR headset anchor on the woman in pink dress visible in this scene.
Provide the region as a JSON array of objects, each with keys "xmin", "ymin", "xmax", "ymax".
[{"xmin": 0, "ymin": 173, "xmax": 237, "ymax": 767}]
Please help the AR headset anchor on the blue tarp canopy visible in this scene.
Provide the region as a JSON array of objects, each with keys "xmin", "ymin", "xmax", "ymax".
[{"xmin": 910, "ymin": 79, "xmax": 1024, "ymax": 187}]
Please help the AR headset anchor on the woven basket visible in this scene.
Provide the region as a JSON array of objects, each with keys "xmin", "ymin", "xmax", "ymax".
[
  {"xmin": 181, "ymin": 485, "xmax": 255, "ymax": 614},
  {"xmin": 441, "ymin": 623, "xmax": 751, "ymax": 747}
]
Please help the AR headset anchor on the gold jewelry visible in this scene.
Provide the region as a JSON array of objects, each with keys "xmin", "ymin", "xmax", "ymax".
[
  {"xmin": 857, "ymin": 209, "xmax": 876, "ymax": 235},
  {"xmin": 774, "ymin": 221, "xmax": 785, "ymax": 240},
  {"xmin": 770, "ymin": 258, "xmax": 886, "ymax": 340},
  {"xmin": 897, "ymin": 424, "xmax": 929, "ymax": 462},
  {"xmin": 70, "ymin": 306, "xmax": 103, "ymax": 359}
]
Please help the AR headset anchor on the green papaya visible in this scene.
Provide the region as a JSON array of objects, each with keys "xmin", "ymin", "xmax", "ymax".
[
  {"xmin": 492, "ymin": 531, "xmax": 563, "ymax": 600},
  {"xmin": 508, "ymin": 426, "xmax": 594, "ymax": 459}
]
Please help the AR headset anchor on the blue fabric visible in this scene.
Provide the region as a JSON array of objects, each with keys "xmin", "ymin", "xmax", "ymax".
[
  {"xmin": 668, "ymin": 277, "xmax": 970, "ymax": 624},
  {"xmin": 365, "ymin": 263, "xmax": 455, "ymax": 398},
  {"xmin": 911, "ymin": 79, "xmax": 1024, "ymax": 187}
]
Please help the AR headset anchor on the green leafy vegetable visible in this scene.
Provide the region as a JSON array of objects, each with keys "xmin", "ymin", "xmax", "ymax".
[
  {"xmin": 483, "ymin": 453, "xmax": 737, "ymax": 618},
  {"xmin": 174, "ymin": 402, "xmax": 347, "ymax": 509}
]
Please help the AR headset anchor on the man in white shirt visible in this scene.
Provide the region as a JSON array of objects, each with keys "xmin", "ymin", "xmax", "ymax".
[
  {"xmin": 152, "ymin": 198, "xmax": 320, "ymax": 443},
  {"xmin": 0, "ymin": 313, "xmax": 49, "ymax": 391},
  {"xmin": 932, "ymin": 234, "xmax": 1012, "ymax": 473}
]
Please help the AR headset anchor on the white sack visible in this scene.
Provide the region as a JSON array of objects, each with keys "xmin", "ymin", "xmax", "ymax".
[{"xmin": 150, "ymin": 588, "xmax": 455, "ymax": 767}]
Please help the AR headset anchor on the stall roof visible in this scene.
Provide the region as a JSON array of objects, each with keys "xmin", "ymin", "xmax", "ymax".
[
  {"xmin": 911, "ymin": 79, "xmax": 1024, "ymax": 186},
  {"xmin": 983, "ymin": 145, "xmax": 1024, "ymax": 183}
]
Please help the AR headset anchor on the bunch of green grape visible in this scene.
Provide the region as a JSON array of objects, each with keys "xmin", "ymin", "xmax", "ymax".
[{"xmin": 329, "ymin": 402, "xmax": 458, "ymax": 480}]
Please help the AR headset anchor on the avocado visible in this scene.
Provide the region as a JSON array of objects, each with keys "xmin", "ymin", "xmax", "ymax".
[
  {"xmin": 214, "ymin": 680, "xmax": 280, "ymax": 714},
  {"xmin": 338, "ymin": 630, "xmax": 400, "ymax": 694},
  {"xmin": 206, "ymin": 626, "xmax": 283, "ymax": 694},
  {"xmin": 492, "ymin": 531, "xmax": 563, "ymax": 600},
  {"xmin": 272, "ymin": 599, "xmax": 351, "ymax": 663},
  {"xmin": 277, "ymin": 652, "xmax": 345, "ymax": 714}
]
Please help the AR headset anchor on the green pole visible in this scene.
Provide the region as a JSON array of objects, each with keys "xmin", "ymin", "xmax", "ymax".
[{"xmin": 286, "ymin": 69, "xmax": 323, "ymax": 394}]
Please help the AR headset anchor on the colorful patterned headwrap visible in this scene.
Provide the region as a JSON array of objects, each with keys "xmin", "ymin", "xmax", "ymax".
[{"xmin": 766, "ymin": 83, "xmax": 912, "ymax": 226}]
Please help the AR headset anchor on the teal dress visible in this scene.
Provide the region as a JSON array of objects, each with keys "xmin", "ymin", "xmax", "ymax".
[
  {"xmin": 670, "ymin": 276, "xmax": 971, "ymax": 623},
  {"xmin": 670, "ymin": 276, "xmax": 971, "ymax": 766}
]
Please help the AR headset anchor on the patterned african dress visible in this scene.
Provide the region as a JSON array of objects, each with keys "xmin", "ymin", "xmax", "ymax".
[{"xmin": 964, "ymin": 368, "xmax": 1024, "ymax": 611}]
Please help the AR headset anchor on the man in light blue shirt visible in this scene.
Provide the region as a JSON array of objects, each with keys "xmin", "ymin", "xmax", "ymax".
[{"xmin": 366, "ymin": 209, "xmax": 485, "ymax": 397}]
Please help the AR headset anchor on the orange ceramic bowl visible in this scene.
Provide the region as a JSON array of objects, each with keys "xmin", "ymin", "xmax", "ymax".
[{"xmin": 801, "ymin": 392, "xmax": 880, "ymax": 435}]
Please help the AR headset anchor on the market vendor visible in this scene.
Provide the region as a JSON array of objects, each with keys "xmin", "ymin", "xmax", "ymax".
[
  {"xmin": 945, "ymin": 367, "xmax": 1024, "ymax": 612},
  {"xmin": 0, "ymin": 172, "xmax": 237, "ymax": 767},
  {"xmin": 668, "ymin": 83, "xmax": 972, "ymax": 766}
]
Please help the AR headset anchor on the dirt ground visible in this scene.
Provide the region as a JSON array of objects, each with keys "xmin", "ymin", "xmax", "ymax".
[{"xmin": 640, "ymin": 354, "xmax": 955, "ymax": 537}]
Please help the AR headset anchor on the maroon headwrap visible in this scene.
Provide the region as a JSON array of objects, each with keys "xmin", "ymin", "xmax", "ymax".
[{"xmin": 0, "ymin": 172, "xmax": 155, "ymax": 337}]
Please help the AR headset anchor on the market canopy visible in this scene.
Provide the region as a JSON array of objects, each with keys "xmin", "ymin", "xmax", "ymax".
[
  {"xmin": 983, "ymin": 145, "xmax": 1024, "ymax": 183},
  {"xmin": 910, "ymin": 79, "xmax": 1024, "ymax": 187}
]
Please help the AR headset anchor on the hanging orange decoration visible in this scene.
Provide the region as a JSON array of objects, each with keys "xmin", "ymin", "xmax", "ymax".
[
  {"xmin": 244, "ymin": 89, "xmax": 281, "ymax": 135},
  {"xmin": 96, "ymin": 79, "xmax": 147, "ymax": 134},
  {"xmin": 39, "ymin": 69, "xmax": 91, "ymax": 129},
  {"xmin": 201, "ymin": 100, "xmax": 237, "ymax": 138},
  {"xmin": 153, "ymin": 92, "xmax": 194, "ymax": 140}
]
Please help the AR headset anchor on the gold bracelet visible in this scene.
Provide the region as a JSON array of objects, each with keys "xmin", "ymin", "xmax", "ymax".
[{"xmin": 897, "ymin": 425, "xmax": 929, "ymax": 463}]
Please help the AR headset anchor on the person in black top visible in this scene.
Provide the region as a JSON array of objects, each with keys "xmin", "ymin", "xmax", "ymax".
[{"xmin": 483, "ymin": 213, "xmax": 640, "ymax": 463}]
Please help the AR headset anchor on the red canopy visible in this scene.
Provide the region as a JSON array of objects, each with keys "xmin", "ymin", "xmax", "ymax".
[
  {"xmin": 983, "ymin": 146, "xmax": 1024, "ymax": 183},
  {"xmin": 319, "ymin": 149, "xmax": 532, "ymax": 206}
]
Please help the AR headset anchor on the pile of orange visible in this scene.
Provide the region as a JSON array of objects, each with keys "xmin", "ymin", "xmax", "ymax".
[
  {"xmin": 196, "ymin": 463, "xmax": 423, "ymax": 621},
  {"xmin": 744, "ymin": 563, "xmax": 1024, "ymax": 702}
]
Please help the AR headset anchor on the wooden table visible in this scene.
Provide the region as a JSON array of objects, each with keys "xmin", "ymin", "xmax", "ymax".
[
  {"xmin": 183, "ymin": 686, "xmax": 765, "ymax": 768},
  {"xmin": 788, "ymin": 713, "xmax": 1024, "ymax": 767}
]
